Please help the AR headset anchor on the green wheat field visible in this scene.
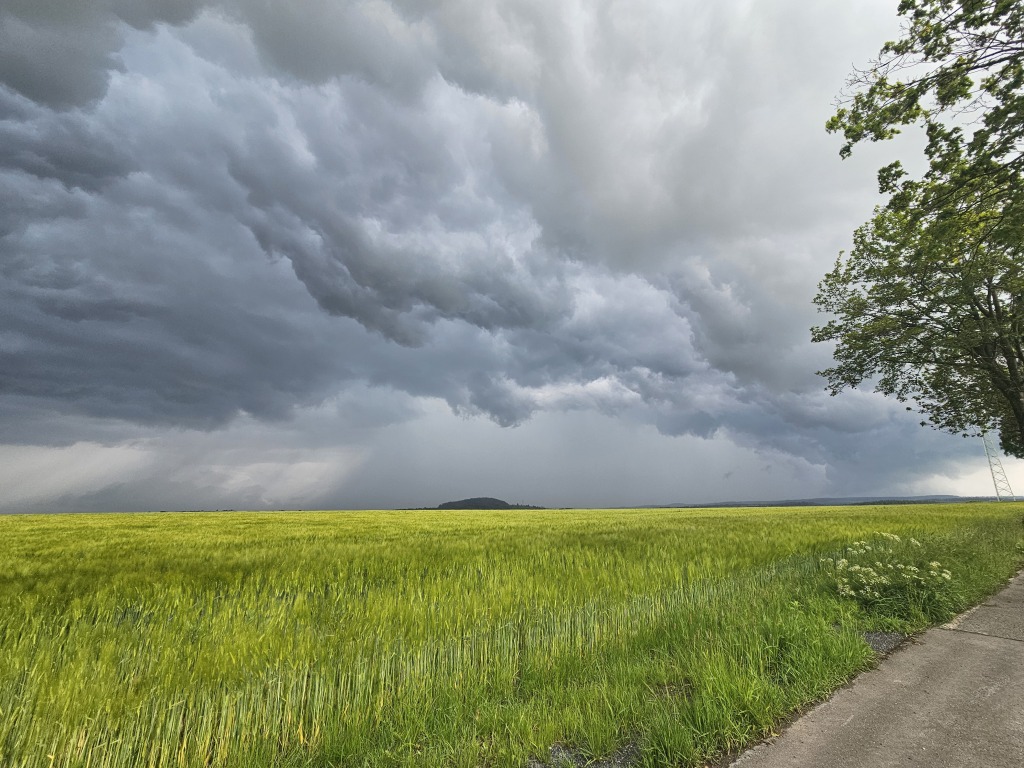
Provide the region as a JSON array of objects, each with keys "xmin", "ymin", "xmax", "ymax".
[{"xmin": 2, "ymin": 504, "xmax": 1022, "ymax": 767}]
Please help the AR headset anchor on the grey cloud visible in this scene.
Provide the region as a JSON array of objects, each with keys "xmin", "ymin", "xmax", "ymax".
[
  {"xmin": 0, "ymin": 1, "xmax": 432, "ymax": 111},
  {"xmin": 382, "ymin": 2, "xmax": 899, "ymax": 271},
  {"xmin": 0, "ymin": 0, "xmax": 207, "ymax": 109},
  {"xmin": 236, "ymin": 1, "xmax": 434, "ymax": 97},
  {"xmin": 0, "ymin": 9, "xmax": 124, "ymax": 108},
  {"xmin": 0, "ymin": 94, "xmax": 136, "ymax": 192},
  {"xmin": 0, "ymin": 157, "xmax": 361, "ymax": 429},
  {"xmin": 1, "ymin": 0, "xmax": 993, "ymax": 509}
]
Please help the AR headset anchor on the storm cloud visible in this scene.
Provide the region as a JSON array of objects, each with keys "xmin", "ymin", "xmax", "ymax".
[{"xmin": 1, "ymin": 1, "xmax": 1009, "ymax": 511}]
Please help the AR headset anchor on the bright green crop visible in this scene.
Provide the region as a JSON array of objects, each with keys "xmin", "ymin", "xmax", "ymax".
[{"xmin": 1, "ymin": 504, "xmax": 1021, "ymax": 767}]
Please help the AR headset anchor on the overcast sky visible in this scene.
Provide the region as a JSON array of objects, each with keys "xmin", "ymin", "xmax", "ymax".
[{"xmin": 3, "ymin": 0, "xmax": 1021, "ymax": 513}]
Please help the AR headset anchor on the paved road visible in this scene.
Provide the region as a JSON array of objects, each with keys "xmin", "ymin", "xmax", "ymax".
[{"xmin": 730, "ymin": 572, "xmax": 1024, "ymax": 768}]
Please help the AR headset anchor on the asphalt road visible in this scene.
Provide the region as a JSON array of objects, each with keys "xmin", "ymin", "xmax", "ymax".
[{"xmin": 730, "ymin": 572, "xmax": 1024, "ymax": 768}]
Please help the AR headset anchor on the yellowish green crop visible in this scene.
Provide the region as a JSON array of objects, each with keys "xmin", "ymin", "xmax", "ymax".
[{"xmin": 1, "ymin": 504, "xmax": 1021, "ymax": 767}]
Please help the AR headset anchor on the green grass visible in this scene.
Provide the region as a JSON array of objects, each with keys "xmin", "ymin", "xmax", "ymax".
[{"xmin": 1, "ymin": 504, "xmax": 1022, "ymax": 767}]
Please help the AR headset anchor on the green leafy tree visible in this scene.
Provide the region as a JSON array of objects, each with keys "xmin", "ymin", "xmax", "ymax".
[
  {"xmin": 813, "ymin": 175, "xmax": 1024, "ymax": 454},
  {"xmin": 816, "ymin": 0, "xmax": 1024, "ymax": 454},
  {"xmin": 828, "ymin": 0, "xmax": 1024, "ymax": 203}
]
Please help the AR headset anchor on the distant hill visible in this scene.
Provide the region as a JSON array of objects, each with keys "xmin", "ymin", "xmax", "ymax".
[
  {"xmin": 436, "ymin": 497, "xmax": 544, "ymax": 510},
  {"xmin": 670, "ymin": 495, "xmax": 984, "ymax": 509}
]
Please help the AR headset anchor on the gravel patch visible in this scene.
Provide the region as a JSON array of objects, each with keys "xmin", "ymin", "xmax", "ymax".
[
  {"xmin": 528, "ymin": 742, "xmax": 641, "ymax": 768},
  {"xmin": 862, "ymin": 630, "xmax": 907, "ymax": 655}
]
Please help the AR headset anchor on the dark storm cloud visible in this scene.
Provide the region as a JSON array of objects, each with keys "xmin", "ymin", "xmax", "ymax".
[
  {"xmin": 1, "ymin": 0, "xmax": 992, "ymax": 511},
  {"xmin": 0, "ymin": 1, "xmax": 207, "ymax": 108},
  {"xmin": 3, "ymin": 6, "xmax": 704, "ymax": 428},
  {"xmin": 0, "ymin": 95, "xmax": 136, "ymax": 193}
]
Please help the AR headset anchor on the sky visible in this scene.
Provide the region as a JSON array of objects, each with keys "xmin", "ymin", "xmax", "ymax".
[{"xmin": 3, "ymin": 0, "xmax": 1022, "ymax": 513}]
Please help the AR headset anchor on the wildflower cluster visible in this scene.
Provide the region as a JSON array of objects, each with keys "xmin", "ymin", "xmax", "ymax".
[{"xmin": 822, "ymin": 533, "xmax": 957, "ymax": 622}]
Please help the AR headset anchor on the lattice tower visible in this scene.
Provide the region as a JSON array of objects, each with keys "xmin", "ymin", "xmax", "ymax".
[{"xmin": 982, "ymin": 431, "xmax": 1015, "ymax": 501}]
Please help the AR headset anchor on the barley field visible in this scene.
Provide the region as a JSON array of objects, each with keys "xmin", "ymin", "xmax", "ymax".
[{"xmin": 1, "ymin": 504, "xmax": 1022, "ymax": 767}]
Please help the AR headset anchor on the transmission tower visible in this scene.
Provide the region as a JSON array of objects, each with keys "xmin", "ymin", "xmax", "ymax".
[{"xmin": 982, "ymin": 431, "xmax": 1015, "ymax": 501}]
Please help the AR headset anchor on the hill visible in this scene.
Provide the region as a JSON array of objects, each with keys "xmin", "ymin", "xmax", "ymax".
[
  {"xmin": 671, "ymin": 495, "xmax": 977, "ymax": 508},
  {"xmin": 436, "ymin": 497, "xmax": 543, "ymax": 510}
]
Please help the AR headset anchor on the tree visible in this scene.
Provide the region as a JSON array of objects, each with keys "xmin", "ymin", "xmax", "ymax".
[
  {"xmin": 815, "ymin": 0, "xmax": 1024, "ymax": 455},
  {"xmin": 827, "ymin": 0, "xmax": 1024, "ymax": 205},
  {"xmin": 813, "ymin": 173, "xmax": 1024, "ymax": 454}
]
